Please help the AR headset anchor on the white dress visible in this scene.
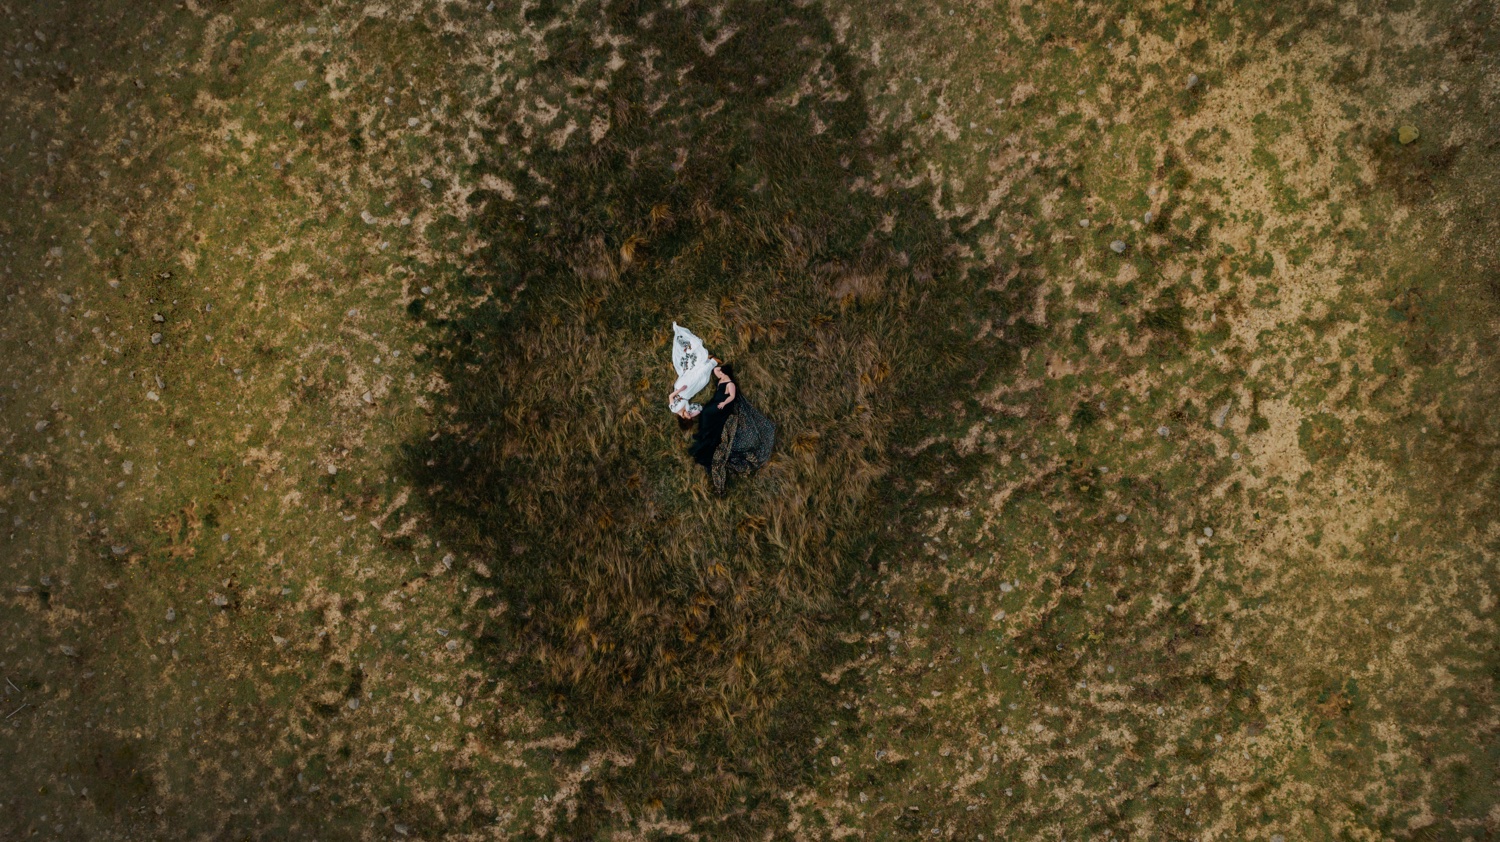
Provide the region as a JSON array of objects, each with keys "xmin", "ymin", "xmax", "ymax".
[{"xmin": 668, "ymin": 322, "xmax": 717, "ymax": 416}]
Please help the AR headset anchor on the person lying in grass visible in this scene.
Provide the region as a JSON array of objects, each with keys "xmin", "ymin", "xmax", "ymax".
[
  {"xmin": 680, "ymin": 364, "xmax": 776, "ymax": 496},
  {"xmin": 667, "ymin": 322, "xmax": 717, "ymax": 417}
]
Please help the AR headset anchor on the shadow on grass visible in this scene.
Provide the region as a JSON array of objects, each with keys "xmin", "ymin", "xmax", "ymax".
[{"xmin": 401, "ymin": 0, "xmax": 1036, "ymax": 833}]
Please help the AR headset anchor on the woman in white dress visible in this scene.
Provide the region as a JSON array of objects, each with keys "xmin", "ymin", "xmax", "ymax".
[{"xmin": 667, "ymin": 322, "xmax": 718, "ymax": 418}]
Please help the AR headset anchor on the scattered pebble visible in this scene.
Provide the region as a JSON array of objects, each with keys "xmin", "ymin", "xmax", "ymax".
[
  {"xmin": 221, "ymin": 533, "xmax": 230, "ymax": 543},
  {"xmin": 111, "ymin": 545, "xmax": 129, "ymax": 555},
  {"xmin": 58, "ymin": 293, "xmax": 73, "ymax": 304},
  {"xmin": 347, "ymin": 698, "xmax": 360, "ymax": 710},
  {"xmin": 1078, "ymin": 218, "xmax": 1090, "ymax": 228},
  {"xmin": 1156, "ymin": 425, "xmax": 1170, "ymax": 437},
  {"xmin": 152, "ymin": 312, "xmax": 165, "ymax": 322},
  {"xmin": 211, "ymin": 595, "xmax": 228, "ymax": 607},
  {"xmin": 151, "ymin": 333, "xmax": 162, "ymax": 345},
  {"xmin": 1212, "ymin": 403, "xmax": 1232, "ymax": 428},
  {"xmin": 1110, "ymin": 240, "xmax": 1127, "ymax": 253},
  {"xmin": 34, "ymin": 420, "xmax": 47, "ymax": 432},
  {"xmin": 1143, "ymin": 211, "xmax": 1153, "ymax": 224},
  {"xmin": 1187, "ymin": 73, "xmax": 1200, "ymax": 89},
  {"xmin": 1203, "ymin": 527, "xmax": 1214, "ymax": 537},
  {"xmin": 1397, "ymin": 125, "xmax": 1419, "ymax": 145},
  {"xmin": 1115, "ymin": 514, "xmax": 1127, "ymax": 522},
  {"xmin": 293, "ymin": 80, "xmax": 308, "ymax": 91},
  {"xmin": 165, "ymin": 608, "xmax": 175, "ymax": 621},
  {"xmin": 146, "ymin": 391, "xmax": 159, "ymax": 401}
]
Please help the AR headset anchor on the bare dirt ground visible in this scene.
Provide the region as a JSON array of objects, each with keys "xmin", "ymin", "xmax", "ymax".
[{"xmin": 0, "ymin": 0, "xmax": 1495, "ymax": 839}]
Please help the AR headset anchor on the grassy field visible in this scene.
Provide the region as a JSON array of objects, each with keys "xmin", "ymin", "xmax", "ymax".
[{"xmin": 1, "ymin": 0, "xmax": 1496, "ymax": 839}]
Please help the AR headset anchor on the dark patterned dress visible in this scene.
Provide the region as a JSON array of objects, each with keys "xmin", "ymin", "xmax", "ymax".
[{"xmin": 687, "ymin": 365, "xmax": 776, "ymax": 495}]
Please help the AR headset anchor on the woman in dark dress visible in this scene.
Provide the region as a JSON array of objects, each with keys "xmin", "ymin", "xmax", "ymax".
[{"xmin": 679, "ymin": 364, "xmax": 776, "ymax": 495}]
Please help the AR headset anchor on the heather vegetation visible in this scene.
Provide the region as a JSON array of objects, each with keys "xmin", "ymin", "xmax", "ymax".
[{"xmin": 1, "ymin": 0, "xmax": 1495, "ymax": 839}]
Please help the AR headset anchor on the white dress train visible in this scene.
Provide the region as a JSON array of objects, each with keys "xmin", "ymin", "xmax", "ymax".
[{"xmin": 668, "ymin": 322, "xmax": 717, "ymax": 416}]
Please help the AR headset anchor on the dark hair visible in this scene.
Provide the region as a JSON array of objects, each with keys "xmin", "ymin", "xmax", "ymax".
[{"xmin": 677, "ymin": 414, "xmax": 696, "ymax": 431}]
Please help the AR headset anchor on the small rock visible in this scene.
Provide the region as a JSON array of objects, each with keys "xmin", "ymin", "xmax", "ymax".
[
  {"xmin": 327, "ymin": 465, "xmax": 338, "ymax": 475},
  {"xmin": 347, "ymin": 698, "xmax": 360, "ymax": 710},
  {"xmin": 1078, "ymin": 218, "xmax": 1090, "ymax": 228},
  {"xmin": 211, "ymin": 595, "xmax": 229, "ymax": 607},
  {"xmin": 407, "ymin": 117, "xmax": 421, "ymax": 127},
  {"xmin": 165, "ymin": 608, "xmax": 176, "ymax": 621},
  {"xmin": 1156, "ymin": 425, "xmax": 1170, "ymax": 437},
  {"xmin": 1203, "ymin": 527, "xmax": 1214, "ymax": 537},
  {"xmin": 151, "ymin": 333, "xmax": 162, "ymax": 345},
  {"xmin": 999, "ymin": 582, "xmax": 1013, "ymax": 593},
  {"xmin": 122, "ymin": 461, "xmax": 133, "ymax": 474},
  {"xmin": 293, "ymin": 79, "xmax": 308, "ymax": 91},
  {"xmin": 221, "ymin": 533, "xmax": 231, "ymax": 543},
  {"xmin": 152, "ymin": 312, "xmax": 165, "ymax": 323},
  {"xmin": 146, "ymin": 391, "xmax": 159, "ymax": 401},
  {"xmin": 1143, "ymin": 211, "xmax": 1153, "ymax": 224},
  {"xmin": 111, "ymin": 545, "xmax": 129, "ymax": 555},
  {"xmin": 420, "ymin": 285, "xmax": 433, "ymax": 295},
  {"xmin": 1115, "ymin": 514, "xmax": 1127, "ymax": 523},
  {"xmin": 1212, "ymin": 403, "xmax": 1232, "ymax": 428},
  {"xmin": 360, "ymin": 210, "xmax": 377, "ymax": 225},
  {"xmin": 419, "ymin": 178, "xmax": 433, "ymax": 189},
  {"xmin": 59, "ymin": 293, "xmax": 73, "ymax": 304},
  {"xmin": 1398, "ymin": 125, "xmax": 1419, "ymax": 145},
  {"xmin": 384, "ymin": 751, "xmax": 394, "ymax": 764},
  {"xmin": 361, "ymin": 391, "xmax": 374, "ymax": 404},
  {"xmin": 34, "ymin": 420, "xmax": 47, "ymax": 431},
  {"xmin": 60, "ymin": 646, "xmax": 77, "ymax": 657},
  {"xmin": 1187, "ymin": 73, "xmax": 1200, "ymax": 89},
  {"xmin": 445, "ymin": 640, "xmax": 459, "ymax": 651},
  {"xmin": 1110, "ymin": 240, "xmax": 1127, "ymax": 253}
]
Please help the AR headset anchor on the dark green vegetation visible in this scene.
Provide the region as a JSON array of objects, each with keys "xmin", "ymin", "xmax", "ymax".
[{"xmin": 1, "ymin": 0, "xmax": 1496, "ymax": 839}]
